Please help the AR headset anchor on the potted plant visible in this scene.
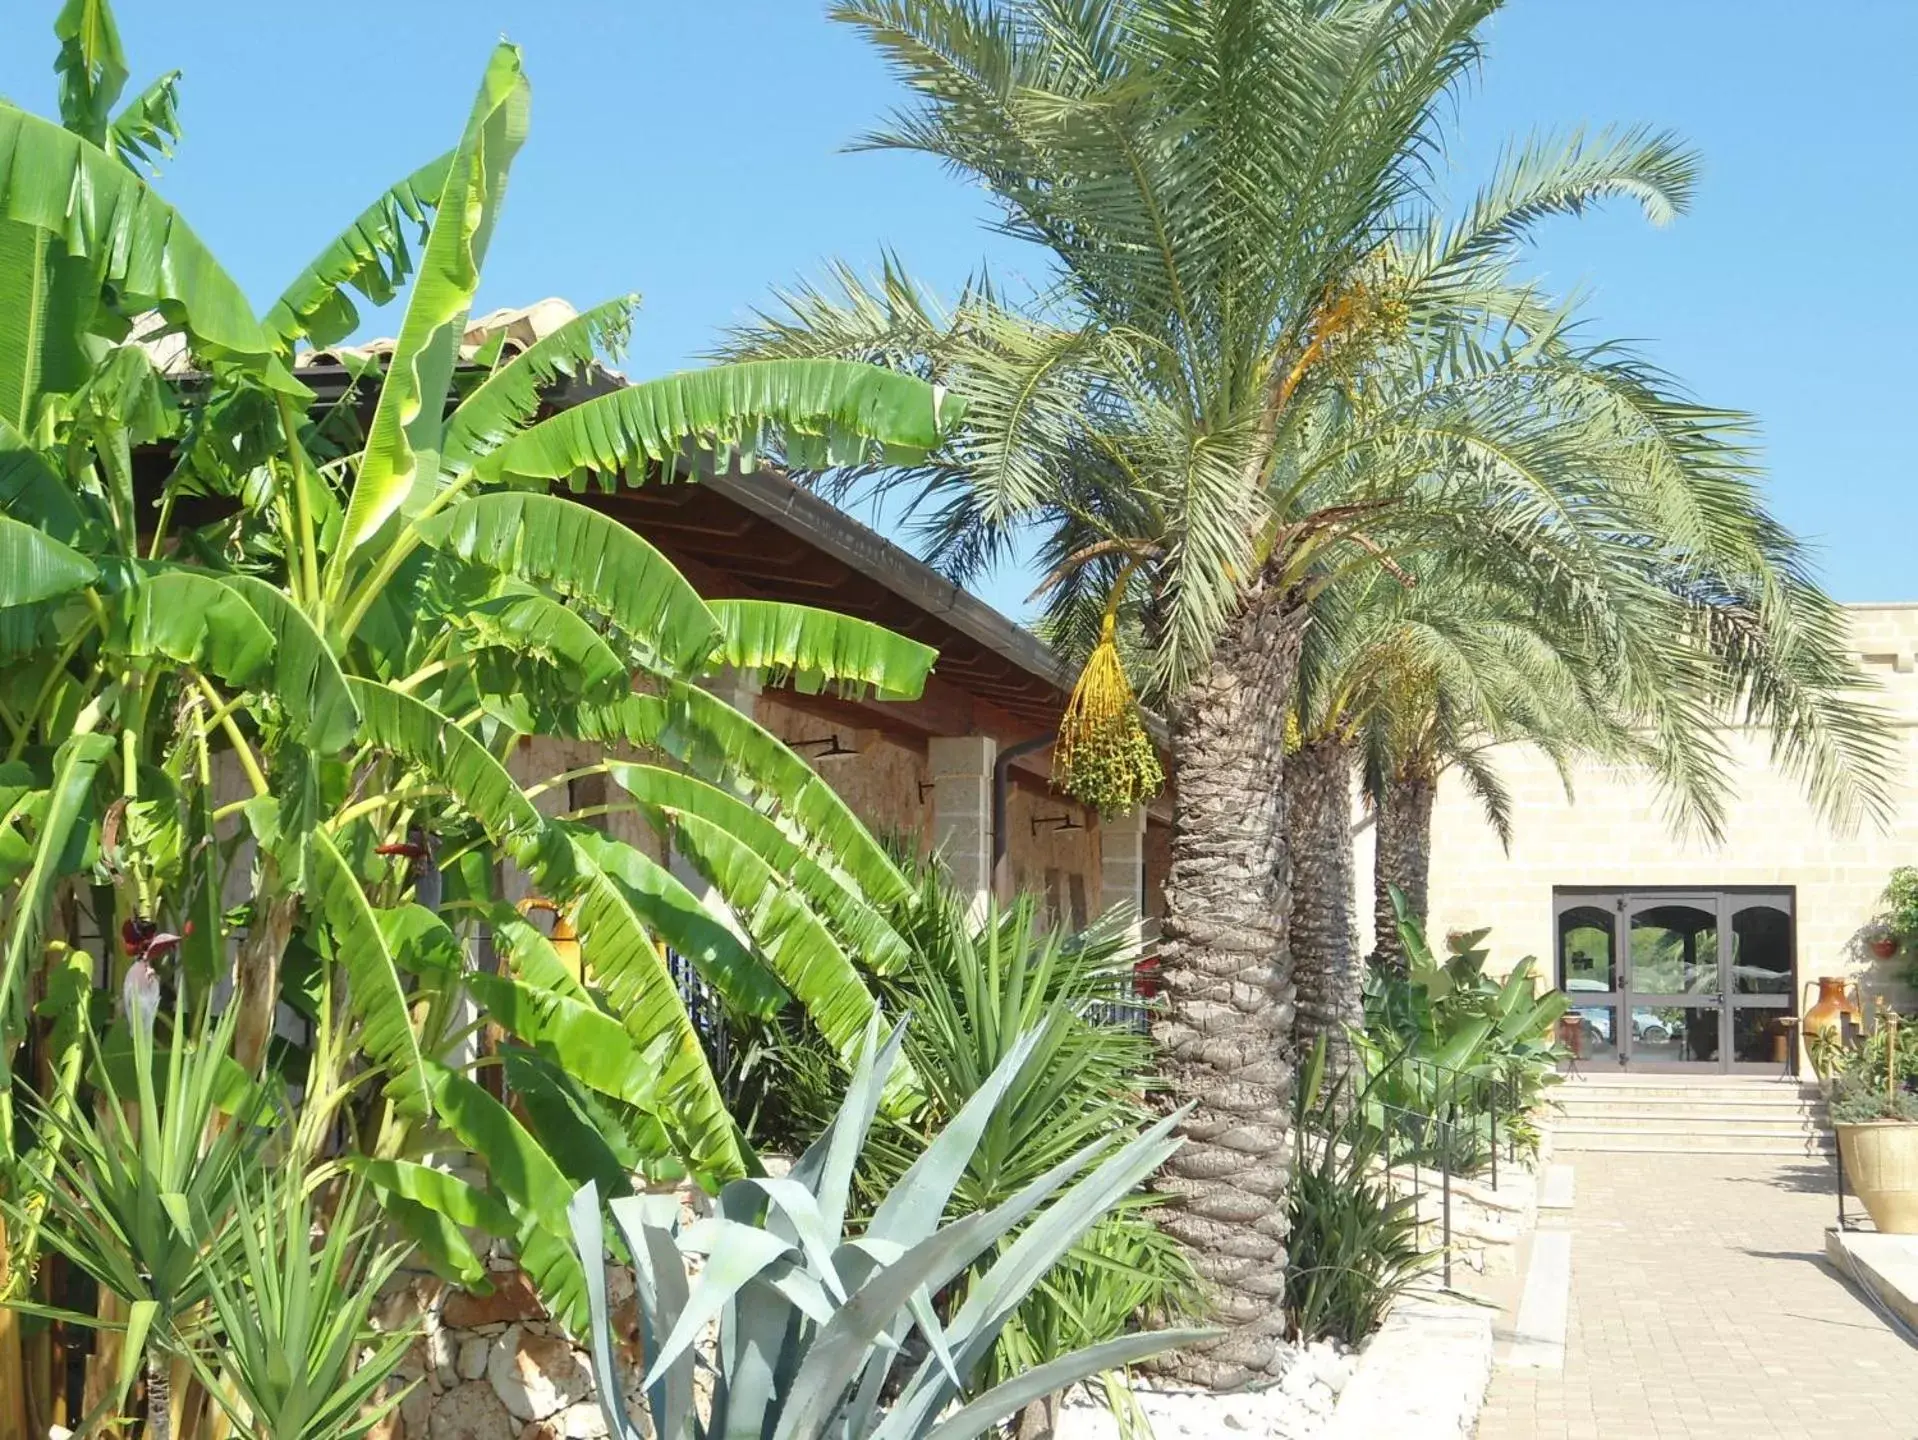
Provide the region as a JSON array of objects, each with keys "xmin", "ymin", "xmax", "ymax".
[
  {"xmin": 1879, "ymin": 868, "xmax": 1918, "ymax": 955},
  {"xmin": 1863, "ymin": 919, "xmax": 1901, "ymax": 961},
  {"xmin": 1831, "ymin": 1007, "xmax": 1918, "ymax": 1234}
]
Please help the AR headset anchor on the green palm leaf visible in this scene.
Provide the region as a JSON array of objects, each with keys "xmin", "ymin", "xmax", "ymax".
[
  {"xmin": 0, "ymin": 416, "xmax": 91, "ymax": 544},
  {"xmin": 606, "ymin": 761, "xmax": 912, "ymax": 974},
  {"xmin": 532, "ymin": 830, "xmax": 745, "ymax": 1183},
  {"xmin": 561, "ymin": 827, "xmax": 786, "ymax": 1019},
  {"xmin": 487, "ymin": 358, "xmax": 958, "ymax": 486},
  {"xmin": 593, "ymin": 684, "xmax": 913, "ymax": 907},
  {"xmin": 424, "ymin": 1060, "xmax": 590, "ymax": 1332},
  {"xmin": 345, "ymin": 678, "xmax": 543, "ymax": 846},
  {"xmin": 0, "ymin": 733, "xmax": 110, "ymax": 1054},
  {"xmin": 708, "ymin": 599, "xmax": 936, "ymax": 700},
  {"xmin": 455, "ymin": 586, "xmax": 630, "ymax": 698},
  {"xmin": 262, "ymin": 150, "xmax": 454, "ymax": 351},
  {"xmin": 441, "ymin": 296, "xmax": 636, "ymax": 471},
  {"xmin": 211, "ymin": 572, "xmax": 360, "ymax": 753},
  {"xmin": 0, "ymin": 511, "xmax": 95, "ymax": 605},
  {"xmin": 465, "ymin": 970, "xmax": 664, "ymax": 1112},
  {"xmin": 417, "ymin": 491, "xmax": 719, "ymax": 677},
  {"xmin": 0, "ymin": 100, "xmax": 272, "ymax": 367},
  {"xmin": 330, "ymin": 43, "xmax": 529, "ymax": 583},
  {"xmin": 306, "ymin": 831, "xmax": 434, "ymax": 1119},
  {"xmin": 115, "ymin": 567, "xmax": 273, "ymax": 688},
  {"xmin": 660, "ymin": 807, "xmax": 880, "ymax": 1071}
]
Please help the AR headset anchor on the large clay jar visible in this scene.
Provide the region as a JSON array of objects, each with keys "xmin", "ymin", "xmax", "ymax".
[
  {"xmin": 1803, "ymin": 976, "xmax": 1863, "ymax": 1042},
  {"xmin": 1838, "ymin": 1122, "xmax": 1918, "ymax": 1233}
]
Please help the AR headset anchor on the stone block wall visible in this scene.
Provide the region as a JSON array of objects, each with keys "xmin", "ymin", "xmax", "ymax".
[{"xmin": 1358, "ymin": 605, "xmax": 1918, "ymax": 1037}]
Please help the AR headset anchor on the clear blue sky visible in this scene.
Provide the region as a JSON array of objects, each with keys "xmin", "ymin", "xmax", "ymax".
[{"xmin": 4, "ymin": 2, "xmax": 1913, "ymax": 619}]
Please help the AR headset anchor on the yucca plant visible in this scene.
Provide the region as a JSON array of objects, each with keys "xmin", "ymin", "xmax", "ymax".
[
  {"xmin": 186, "ymin": 1170, "xmax": 418, "ymax": 1440},
  {"xmin": 570, "ymin": 1018, "xmax": 1213, "ymax": 1440},
  {"xmin": 3, "ymin": 967, "xmax": 272, "ymax": 1439},
  {"xmin": 1, "ymin": 1, "xmax": 961, "ymax": 1389}
]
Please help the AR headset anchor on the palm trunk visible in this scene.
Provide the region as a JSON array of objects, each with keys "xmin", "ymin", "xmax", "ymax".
[
  {"xmin": 1370, "ymin": 770, "xmax": 1435, "ymax": 972},
  {"xmin": 1152, "ymin": 581, "xmax": 1305, "ymax": 1391},
  {"xmin": 1287, "ymin": 737, "xmax": 1361, "ymax": 1079},
  {"xmin": 144, "ymin": 1349, "xmax": 171, "ymax": 1440}
]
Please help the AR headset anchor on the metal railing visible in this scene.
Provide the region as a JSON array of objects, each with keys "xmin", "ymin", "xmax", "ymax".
[{"xmin": 1353, "ymin": 1055, "xmax": 1527, "ymax": 1290}]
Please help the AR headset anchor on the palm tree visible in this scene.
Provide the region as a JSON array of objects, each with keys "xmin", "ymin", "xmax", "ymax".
[
  {"xmin": 1292, "ymin": 557, "xmax": 1663, "ymax": 1004},
  {"xmin": 731, "ymin": 0, "xmax": 1890, "ymax": 1384}
]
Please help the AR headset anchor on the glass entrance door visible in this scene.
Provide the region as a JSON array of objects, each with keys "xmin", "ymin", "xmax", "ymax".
[
  {"xmin": 1554, "ymin": 890, "xmax": 1796, "ymax": 1073},
  {"xmin": 1626, "ymin": 897, "xmax": 1724, "ymax": 1067}
]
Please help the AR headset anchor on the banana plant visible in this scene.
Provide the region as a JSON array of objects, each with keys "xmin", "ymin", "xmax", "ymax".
[
  {"xmin": 0, "ymin": 7, "xmax": 960, "ymax": 1354},
  {"xmin": 570, "ymin": 1018, "xmax": 1215, "ymax": 1440}
]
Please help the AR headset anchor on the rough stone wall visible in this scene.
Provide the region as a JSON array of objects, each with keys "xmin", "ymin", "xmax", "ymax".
[
  {"xmin": 1004, "ymin": 782, "xmax": 1101, "ymax": 927},
  {"xmin": 1361, "ymin": 605, "xmax": 1918, "ymax": 1030},
  {"xmin": 751, "ymin": 694, "xmax": 931, "ymax": 855}
]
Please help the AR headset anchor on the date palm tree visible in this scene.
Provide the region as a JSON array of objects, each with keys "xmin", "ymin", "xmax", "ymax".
[{"xmin": 730, "ymin": 0, "xmax": 1890, "ymax": 1385}]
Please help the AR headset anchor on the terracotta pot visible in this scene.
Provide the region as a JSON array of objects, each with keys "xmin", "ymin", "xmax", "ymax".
[
  {"xmin": 1838, "ymin": 1122, "xmax": 1918, "ymax": 1233},
  {"xmin": 1803, "ymin": 976, "xmax": 1863, "ymax": 1041},
  {"xmin": 1556, "ymin": 1014, "xmax": 1586, "ymax": 1059},
  {"xmin": 1871, "ymin": 936, "xmax": 1901, "ymax": 961}
]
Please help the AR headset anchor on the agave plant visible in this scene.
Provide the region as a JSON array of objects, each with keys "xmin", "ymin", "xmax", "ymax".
[
  {"xmin": 1, "ymin": 3, "xmax": 959, "ymax": 1397},
  {"xmin": 569, "ymin": 1018, "xmax": 1213, "ymax": 1440}
]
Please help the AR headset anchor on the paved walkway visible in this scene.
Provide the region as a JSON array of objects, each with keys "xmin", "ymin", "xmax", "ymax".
[{"xmin": 1475, "ymin": 1153, "xmax": 1918, "ymax": 1440}]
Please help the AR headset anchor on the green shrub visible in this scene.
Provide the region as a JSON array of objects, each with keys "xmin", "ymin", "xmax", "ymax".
[
  {"xmin": 721, "ymin": 866, "xmax": 1199, "ymax": 1394},
  {"xmin": 1284, "ymin": 1038, "xmax": 1432, "ymax": 1345},
  {"xmin": 1356, "ymin": 889, "xmax": 1566, "ymax": 1170}
]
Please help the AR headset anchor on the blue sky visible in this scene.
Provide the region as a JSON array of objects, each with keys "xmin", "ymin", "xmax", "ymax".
[{"xmin": 4, "ymin": 2, "xmax": 1913, "ymax": 619}]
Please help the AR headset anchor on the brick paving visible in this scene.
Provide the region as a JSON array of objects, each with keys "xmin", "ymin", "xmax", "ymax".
[{"xmin": 1475, "ymin": 1153, "xmax": 1918, "ymax": 1439}]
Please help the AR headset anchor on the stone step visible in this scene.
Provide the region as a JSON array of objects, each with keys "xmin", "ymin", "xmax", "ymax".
[
  {"xmin": 1556, "ymin": 1116, "xmax": 1827, "ymax": 1137},
  {"xmin": 1555, "ymin": 1100, "xmax": 1826, "ymax": 1124},
  {"xmin": 1554, "ymin": 1126, "xmax": 1834, "ymax": 1156},
  {"xmin": 1555, "ymin": 1080, "xmax": 1818, "ymax": 1102}
]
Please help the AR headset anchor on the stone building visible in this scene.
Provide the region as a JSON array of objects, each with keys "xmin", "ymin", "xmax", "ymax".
[{"xmin": 1358, "ymin": 603, "xmax": 1918, "ymax": 1073}]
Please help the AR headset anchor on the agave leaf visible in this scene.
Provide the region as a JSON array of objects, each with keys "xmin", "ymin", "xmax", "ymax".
[
  {"xmin": 789, "ymin": 1017, "xmax": 909, "ymax": 1238},
  {"xmin": 331, "ymin": 43, "xmax": 529, "ymax": 578},
  {"xmin": 771, "ymin": 1211, "xmax": 997, "ymax": 1440},
  {"xmin": 643, "ymin": 1218, "xmax": 795, "ymax": 1387},
  {"xmin": 864, "ymin": 1026, "xmax": 1044, "ymax": 1250},
  {"xmin": 569, "ymin": 1183, "xmax": 649, "ymax": 1440},
  {"xmin": 706, "ymin": 598, "xmax": 935, "ymax": 701},
  {"xmin": 917, "ymin": 1329, "xmax": 1220, "ymax": 1440},
  {"xmin": 608, "ymin": 1192, "xmax": 695, "ymax": 1440}
]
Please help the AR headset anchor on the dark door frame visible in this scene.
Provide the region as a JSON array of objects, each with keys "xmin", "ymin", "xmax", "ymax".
[{"xmin": 1553, "ymin": 886, "xmax": 1798, "ymax": 1074}]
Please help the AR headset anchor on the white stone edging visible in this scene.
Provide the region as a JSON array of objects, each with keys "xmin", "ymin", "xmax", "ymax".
[{"xmin": 1321, "ymin": 1300, "xmax": 1494, "ymax": 1440}]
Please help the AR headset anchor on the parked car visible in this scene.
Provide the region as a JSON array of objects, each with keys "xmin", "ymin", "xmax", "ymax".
[{"xmin": 1564, "ymin": 979, "xmax": 1681, "ymax": 1045}]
